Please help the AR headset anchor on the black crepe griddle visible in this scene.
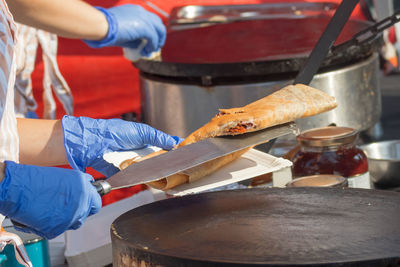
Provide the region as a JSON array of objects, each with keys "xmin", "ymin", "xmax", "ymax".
[{"xmin": 111, "ymin": 187, "xmax": 400, "ymax": 266}]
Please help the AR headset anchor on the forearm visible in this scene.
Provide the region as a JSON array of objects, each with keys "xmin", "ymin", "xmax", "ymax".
[
  {"xmin": 7, "ymin": 0, "xmax": 108, "ymax": 40},
  {"xmin": 17, "ymin": 118, "xmax": 68, "ymax": 166}
]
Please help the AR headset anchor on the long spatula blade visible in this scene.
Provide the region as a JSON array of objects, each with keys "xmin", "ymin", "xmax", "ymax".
[{"xmin": 94, "ymin": 122, "xmax": 297, "ymax": 195}]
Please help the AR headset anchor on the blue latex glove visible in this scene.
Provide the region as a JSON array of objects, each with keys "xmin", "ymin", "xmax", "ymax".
[
  {"xmin": 62, "ymin": 116, "xmax": 182, "ymax": 177},
  {"xmin": 0, "ymin": 161, "xmax": 102, "ymax": 239},
  {"xmin": 84, "ymin": 5, "xmax": 166, "ymax": 56}
]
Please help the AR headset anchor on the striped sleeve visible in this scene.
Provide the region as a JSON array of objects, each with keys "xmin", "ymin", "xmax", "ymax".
[{"xmin": 0, "ymin": 0, "xmax": 19, "ymax": 162}]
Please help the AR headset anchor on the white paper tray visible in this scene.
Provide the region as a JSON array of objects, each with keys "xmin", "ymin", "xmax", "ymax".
[{"xmin": 103, "ymin": 147, "xmax": 292, "ymax": 197}]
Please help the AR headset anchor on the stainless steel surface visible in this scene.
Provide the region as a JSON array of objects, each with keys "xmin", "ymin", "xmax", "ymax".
[
  {"xmin": 169, "ymin": 2, "xmax": 337, "ymax": 29},
  {"xmin": 293, "ymin": 0, "xmax": 359, "ymax": 85},
  {"xmin": 141, "ymin": 53, "xmax": 380, "ymax": 137},
  {"xmin": 361, "ymin": 140, "xmax": 400, "ymax": 187},
  {"xmin": 296, "ymin": 52, "xmax": 380, "ymax": 131},
  {"xmin": 100, "ymin": 122, "xmax": 296, "ymax": 193}
]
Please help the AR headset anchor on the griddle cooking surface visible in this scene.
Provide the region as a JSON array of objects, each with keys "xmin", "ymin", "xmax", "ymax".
[{"xmin": 112, "ymin": 188, "xmax": 400, "ymax": 265}]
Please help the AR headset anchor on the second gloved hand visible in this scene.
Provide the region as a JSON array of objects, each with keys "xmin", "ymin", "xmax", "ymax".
[
  {"xmin": 0, "ymin": 162, "xmax": 101, "ymax": 240},
  {"xmin": 62, "ymin": 116, "xmax": 182, "ymax": 176},
  {"xmin": 84, "ymin": 4, "xmax": 166, "ymax": 56}
]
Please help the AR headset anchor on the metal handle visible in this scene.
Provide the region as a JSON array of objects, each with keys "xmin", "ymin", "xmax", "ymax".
[
  {"xmin": 92, "ymin": 180, "xmax": 112, "ymax": 196},
  {"xmin": 332, "ymin": 8, "xmax": 400, "ymax": 54}
]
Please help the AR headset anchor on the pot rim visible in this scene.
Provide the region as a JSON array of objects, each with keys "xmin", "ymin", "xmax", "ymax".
[{"xmin": 361, "ymin": 140, "xmax": 400, "ymax": 162}]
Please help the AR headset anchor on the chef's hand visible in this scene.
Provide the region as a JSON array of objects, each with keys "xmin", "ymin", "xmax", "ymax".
[
  {"xmin": 0, "ymin": 161, "xmax": 101, "ymax": 240},
  {"xmin": 84, "ymin": 4, "xmax": 166, "ymax": 56},
  {"xmin": 62, "ymin": 115, "xmax": 182, "ymax": 177}
]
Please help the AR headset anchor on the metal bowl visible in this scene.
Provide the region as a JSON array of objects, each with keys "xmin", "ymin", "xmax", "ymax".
[{"xmin": 361, "ymin": 140, "xmax": 400, "ymax": 187}]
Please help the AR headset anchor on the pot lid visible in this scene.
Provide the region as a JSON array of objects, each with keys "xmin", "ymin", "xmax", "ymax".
[
  {"xmin": 135, "ymin": 17, "xmax": 380, "ymax": 79},
  {"xmin": 161, "ymin": 17, "xmax": 361, "ymax": 64}
]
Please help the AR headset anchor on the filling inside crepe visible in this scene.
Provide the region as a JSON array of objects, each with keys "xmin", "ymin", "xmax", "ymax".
[{"xmin": 226, "ymin": 121, "xmax": 255, "ymax": 134}]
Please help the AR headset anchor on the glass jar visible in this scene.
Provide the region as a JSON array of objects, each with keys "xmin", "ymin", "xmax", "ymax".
[{"xmin": 291, "ymin": 126, "xmax": 370, "ymax": 189}]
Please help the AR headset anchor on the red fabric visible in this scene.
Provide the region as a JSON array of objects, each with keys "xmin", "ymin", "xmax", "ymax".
[
  {"xmin": 32, "ymin": 42, "xmax": 140, "ymax": 120},
  {"xmin": 30, "ymin": 0, "xmax": 367, "ymax": 206},
  {"xmin": 101, "ymin": 184, "xmax": 148, "ymax": 206}
]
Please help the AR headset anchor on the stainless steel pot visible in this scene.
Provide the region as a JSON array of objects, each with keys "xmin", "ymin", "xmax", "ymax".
[
  {"xmin": 361, "ymin": 140, "xmax": 400, "ymax": 187},
  {"xmin": 140, "ymin": 53, "xmax": 380, "ymax": 137}
]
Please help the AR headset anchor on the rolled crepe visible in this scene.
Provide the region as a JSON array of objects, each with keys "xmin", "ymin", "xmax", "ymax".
[
  {"xmin": 120, "ymin": 84, "xmax": 337, "ymax": 190},
  {"xmin": 180, "ymin": 84, "xmax": 337, "ymax": 145}
]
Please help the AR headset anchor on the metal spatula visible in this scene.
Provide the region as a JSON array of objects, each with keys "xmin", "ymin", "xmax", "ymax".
[{"xmin": 93, "ymin": 122, "xmax": 297, "ymax": 195}]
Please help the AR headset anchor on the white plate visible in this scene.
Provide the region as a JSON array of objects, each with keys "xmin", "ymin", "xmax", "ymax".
[{"xmin": 103, "ymin": 147, "xmax": 292, "ymax": 196}]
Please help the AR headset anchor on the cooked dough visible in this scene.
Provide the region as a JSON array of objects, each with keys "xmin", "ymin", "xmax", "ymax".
[{"xmin": 180, "ymin": 84, "xmax": 337, "ymax": 146}]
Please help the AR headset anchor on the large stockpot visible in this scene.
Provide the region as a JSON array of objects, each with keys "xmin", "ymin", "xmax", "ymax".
[
  {"xmin": 140, "ymin": 53, "xmax": 380, "ymax": 137},
  {"xmin": 135, "ymin": 4, "xmax": 381, "ymax": 137}
]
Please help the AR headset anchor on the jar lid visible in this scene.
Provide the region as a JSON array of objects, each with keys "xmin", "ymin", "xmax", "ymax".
[
  {"xmin": 286, "ymin": 175, "xmax": 347, "ymax": 188},
  {"xmin": 296, "ymin": 126, "xmax": 358, "ymax": 147}
]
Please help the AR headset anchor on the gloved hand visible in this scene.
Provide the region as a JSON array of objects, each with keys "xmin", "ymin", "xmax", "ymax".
[
  {"xmin": 62, "ymin": 116, "xmax": 182, "ymax": 177},
  {"xmin": 84, "ymin": 5, "xmax": 166, "ymax": 56},
  {"xmin": 0, "ymin": 161, "xmax": 102, "ymax": 240}
]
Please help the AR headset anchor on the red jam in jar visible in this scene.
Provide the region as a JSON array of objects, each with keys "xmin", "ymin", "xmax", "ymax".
[{"xmin": 291, "ymin": 126, "xmax": 370, "ymax": 189}]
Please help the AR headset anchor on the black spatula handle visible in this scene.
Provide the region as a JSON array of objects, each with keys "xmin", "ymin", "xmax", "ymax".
[{"xmin": 294, "ymin": 0, "xmax": 360, "ymax": 85}]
